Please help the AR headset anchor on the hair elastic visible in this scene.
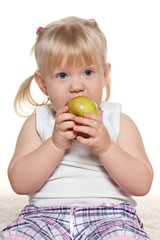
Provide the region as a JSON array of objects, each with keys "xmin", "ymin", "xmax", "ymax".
[
  {"xmin": 36, "ymin": 27, "xmax": 43, "ymax": 35},
  {"xmin": 89, "ymin": 18, "xmax": 95, "ymax": 21}
]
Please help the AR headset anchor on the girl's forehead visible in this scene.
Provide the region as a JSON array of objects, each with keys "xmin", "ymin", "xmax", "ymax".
[{"xmin": 54, "ymin": 53, "xmax": 98, "ymax": 69}]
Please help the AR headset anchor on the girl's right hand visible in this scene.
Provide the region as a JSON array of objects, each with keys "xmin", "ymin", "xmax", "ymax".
[{"xmin": 52, "ymin": 106, "xmax": 77, "ymax": 150}]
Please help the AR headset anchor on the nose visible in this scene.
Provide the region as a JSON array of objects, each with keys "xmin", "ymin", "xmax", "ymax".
[{"xmin": 69, "ymin": 76, "xmax": 85, "ymax": 93}]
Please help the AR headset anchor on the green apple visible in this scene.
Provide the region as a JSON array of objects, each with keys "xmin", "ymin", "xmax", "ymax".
[{"xmin": 67, "ymin": 96, "xmax": 99, "ymax": 117}]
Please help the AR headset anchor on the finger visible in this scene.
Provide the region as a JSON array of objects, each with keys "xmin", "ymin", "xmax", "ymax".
[
  {"xmin": 76, "ymin": 134, "xmax": 92, "ymax": 146},
  {"xmin": 56, "ymin": 112, "xmax": 75, "ymax": 124},
  {"xmin": 74, "ymin": 125, "xmax": 96, "ymax": 137},
  {"xmin": 99, "ymin": 110, "xmax": 103, "ymax": 119},
  {"xmin": 74, "ymin": 116, "xmax": 100, "ymax": 128},
  {"xmin": 64, "ymin": 130, "xmax": 77, "ymax": 140},
  {"xmin": 59, "ymin": 121, "xmax": 76, "ymax": 132},
  {"xmin": 83, "ymin": 112, "xmax": 102, "ymax": 123},
  {"xmin": 56, "ymin": 106, "xmax": 69, "ymax": 117}
]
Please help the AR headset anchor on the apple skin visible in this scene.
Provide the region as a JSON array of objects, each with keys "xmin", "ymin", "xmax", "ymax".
[{"xmin": 67, "ymin": 96, "xmax": 99, "ymax": 117}]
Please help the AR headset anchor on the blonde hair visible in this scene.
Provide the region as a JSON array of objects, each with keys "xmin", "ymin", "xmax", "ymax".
[{"xmin": 14, "ymin": 16, "xmax": 111, "ymax": 116}]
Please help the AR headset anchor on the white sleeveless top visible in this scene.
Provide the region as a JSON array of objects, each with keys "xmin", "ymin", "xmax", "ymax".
[{"xmin": 29, "ymin": 101, "xmax": 136, "ymax": 207}]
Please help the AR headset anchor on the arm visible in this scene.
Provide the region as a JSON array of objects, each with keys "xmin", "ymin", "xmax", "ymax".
[
  {"xmin": 73, "ymin": 112, "xmax": 153, "ymax": 196},
  {"xmin": 99, "ymin": 113, "xmax": 153, "ymax": 196},
  {"xmin": 8, "ymin": 114, "xmax": 65, "ymax": 195},
  {"xmin": 8, "ymin": 106, "xmax": 76, "ymax": 195}
]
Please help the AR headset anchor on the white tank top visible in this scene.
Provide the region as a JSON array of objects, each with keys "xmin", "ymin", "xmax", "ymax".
[{"xmin": 29, "ymin": 101, "xmax": 136, "ymax": 207}]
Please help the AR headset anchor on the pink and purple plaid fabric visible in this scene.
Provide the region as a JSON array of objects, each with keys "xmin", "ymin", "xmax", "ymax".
[{"xmin": 0, "ymin": 203, "xmax": 150, "ymax": 239}]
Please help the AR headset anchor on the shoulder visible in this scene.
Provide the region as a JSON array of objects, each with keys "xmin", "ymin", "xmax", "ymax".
[
  {"xmin": 119, "ymin": 112, "xmax": 140, "ymax": 136},
  {"xmin": 13, "ymin": 113, "xmax": 42, "ymax": 156},
  {"xmin": 19, "ymin": 112, "xmax": 41, "ymax": 140},
  {"xmin": 118, "ymin": 112, "xmax": 145, "ymax": 153},
  {"xmin": 20, "ymin": 113, "xmax": 37, "ymax": 133}
]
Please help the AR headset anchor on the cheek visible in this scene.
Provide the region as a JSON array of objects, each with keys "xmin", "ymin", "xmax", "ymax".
[
  {"xmin": 48, "ymin": 92, "xmax": 68, "ymax": 112},
  {"xmin": 89, "ymin": 87, "xmax": 103, "ymax": 108},
  {"xmin": 45, "ymin": 81, "xmax": 66, "ymax": 111}
]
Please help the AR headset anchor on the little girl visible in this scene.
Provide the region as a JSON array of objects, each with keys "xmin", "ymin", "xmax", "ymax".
[{"xmin": 0, "ymin": 17, "xmax": 153, "ymax": 240}]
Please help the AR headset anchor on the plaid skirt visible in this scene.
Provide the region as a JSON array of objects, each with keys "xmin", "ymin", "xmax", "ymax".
[{"xmin": 0, "ymin": 203, "xmax": 150, "ymax": 240}]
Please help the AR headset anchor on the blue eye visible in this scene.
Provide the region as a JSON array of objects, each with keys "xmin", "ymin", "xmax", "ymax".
[
  {"xmin": 57, "ymin": 72, "xmax": 68, "ymax": 79},
  {"xmin": 84, "ymin": 70, "xmax": 93, "ymax": 76}
]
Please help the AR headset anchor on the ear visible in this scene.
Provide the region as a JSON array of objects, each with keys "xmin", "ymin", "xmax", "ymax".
[
  {"xmin": 34, "ymin": 70, "xmax": 48, "ymax": 96},
  {"xmin": 103, "ymin": 63, "xmax": 111, "ymax": 87}
]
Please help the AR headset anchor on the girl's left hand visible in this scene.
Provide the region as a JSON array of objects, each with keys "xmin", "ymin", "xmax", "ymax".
[{"xmin": 73, "ymin": 110, "xmax": 111, "ymax": 155}]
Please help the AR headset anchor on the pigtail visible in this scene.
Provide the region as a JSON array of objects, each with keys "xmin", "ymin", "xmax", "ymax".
[
  {"xmin": 105, "ymin": 76, "xmax": 111, "ymax": 101},
  {"xmin": 14, "ymin": 75, "xmax": 48, "ymax": 117},
  {"xmin": 105, "ymin": 84, "xmax": 111, "ymax": 101}
]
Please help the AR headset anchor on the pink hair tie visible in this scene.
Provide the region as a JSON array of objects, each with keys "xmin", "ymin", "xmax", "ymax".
[
  {"xmin": 89, "ymin": 18, "xmax": 95, "ymax": 22},
  {"xmin": 36, "ymin": 27, "xmax": 43, "ymax": 35}
]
